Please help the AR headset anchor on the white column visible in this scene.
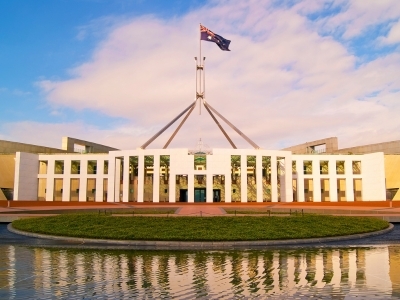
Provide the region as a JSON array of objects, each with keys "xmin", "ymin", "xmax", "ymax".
[
  {"xmin": 330, "ymin": 178, "xmax": 338, "ymax": 202},
  {"xmin": 98, "ymin": 159, "xmax": 104, "ymax": 175},
  {"xmin": 46, "ymin": 159, "xmax": 55, "ymax": 201},
  {"xmin": 169, "ymin": 172, "xmax": 175, "ymax": 202},
  {"xmin": 345, "ymin": 159, "xmax": 354, "ymax": 201},
  {"xmin": 282, "ymin": 155, "xmax": 293, "ymax": 202},
  {"xmin": 79, "ymin": 159, "xmax": 88, "ymax": 202},
  {"xmin": 123, "ymin": 156, "xmax": 129, "ymax": 202},
  {"xmin": 361, "ymin": 153, "xmax": 386, "ymax": 201},
  {"xmin": 153, "ymin": 155, "xmax": 160, "ymax": 203},
  {"xmin": 271, "ymin": 156, "xmax": 278, "ymax": 202},
  {"xmin": 241, "ymin": 155, "xmax": 247, "ymax": 202},
  {"xmin": 79, "ymin": 178, "xmax": 87, "ymax": 202},
  {"xmin": 107, "ymin": 156, "xmax": 115, "ymax": 202},
  {"xmin": 64, "ymin": 159, "xmax": 71, "ymax": 176},
  {"xmin": 297, "ymin": 159, "xmax": 305, "ymax": 202},
  {"xmin": 94, "ymin": 158, "xmax": 103, "ymax": 202},
  {"xmin": 188, "ymin": 175, "xmax": 194, "ymax": 202},
  {"xmin": 62, "ymin": 175, "xmax": 70, "ymax": 202},
  {"xmin": 137, "ymin": 154, "xmax": 144, "ymax": 202},
  {"xmin": 256, "ymin": 155, "xmax": 263, "ymax": 202},
  {"xmin": 313, "ymin": 158, "xmax": 321, "ymax": 202},
  {"xmin": 329, "ymin": 159, "xmax": 338, "ymax": 202},
  {"xmin": 114, "ymin": 158, "xmax": 121, "ymax": 202},
  {"xmin": 95, "ymin": 174, "xmax": 102, "ymax": 202},
  {"xmin": 60, "ymin": 159, "xmax": 70, "ymax": 201}
]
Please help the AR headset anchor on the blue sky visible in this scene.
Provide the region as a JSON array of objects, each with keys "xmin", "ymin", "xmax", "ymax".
[
  {"xmin": 1, "ymin": 0, "xmax": 399, "ymax": 150},
  {"xmin": 0, "ymin": 0, "xmax": 203, "ymax": 128}
]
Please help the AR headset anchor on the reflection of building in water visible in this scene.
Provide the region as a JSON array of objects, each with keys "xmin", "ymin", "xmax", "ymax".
[
  {"xmin": 365, "ymin": 247, "xmax": 391, "ymax": 293},
  {"xmin": 389, "ymin": 246, "xmax": 400, "ymax": 298},
  {"xmin": 1, "ymin": 246, "xmax": 400, "ymax": 298}
]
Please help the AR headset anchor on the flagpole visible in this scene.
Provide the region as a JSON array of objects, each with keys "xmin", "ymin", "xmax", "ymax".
[
  {"xmin": 199, "ymin": 23, "xmax": 202, "ymax": 115},
  {"xmin": 203, "ymin": 56, "xmax": 205, "ymax": 108},
  {"xmin": 195, "ymin": 56, "xmax": 198, "ymax": 112},
  {"xmin": 199, "ymin": 24, "xmax": 201, "ymax": 67}
]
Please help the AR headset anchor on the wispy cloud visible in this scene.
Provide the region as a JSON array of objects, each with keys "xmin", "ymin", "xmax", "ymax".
[
  {"xmin": 0, "ymin": 87, "xmax": 31, "ymax": 96},
  {"xmin": 28, "ymin": 0, "xmax": 400, "ymax": 149},
  {"xmin": 0, "ymin": 120, "xmax": 152, "ymax": 150},
  {"xmin": 12, "ymin": 89, "xmax": 31, "ymax": 96},
  {"xmin": 312, "ymin": 0, "xmax": 400, "ymax": 39},
  {"xmin": 380, "ymin": 20, "xmax": 400, "ymax": 45},
  {"xmin": 76, "ymin": 15, "xmax": 126, "ymax": 41}
]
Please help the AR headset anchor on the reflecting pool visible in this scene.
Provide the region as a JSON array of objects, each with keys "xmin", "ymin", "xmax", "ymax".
[{"xmin": 1, "ymin": 245, "xmax": 400, "ymax": 299}]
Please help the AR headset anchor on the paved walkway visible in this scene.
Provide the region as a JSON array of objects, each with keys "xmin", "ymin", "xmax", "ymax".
[
  {"xmin": 176, "ymin": 205, "xmax": 225, "ymax": 216},
  {"xmin": 2, "ymin": 201, "xmax": 400, "ymax": 221}
]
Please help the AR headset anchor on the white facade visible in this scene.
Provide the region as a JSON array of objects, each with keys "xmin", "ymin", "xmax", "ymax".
[
  {"xmin": 292, "ymin": 153, "xmax": 386, "ymax": 202},
  {"xmin": 13, "ymin": 148, "xmax": 386, "ymax": 202}
]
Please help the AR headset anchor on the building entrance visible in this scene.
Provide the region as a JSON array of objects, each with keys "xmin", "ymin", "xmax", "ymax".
[
  {"xmin": 179, "ymin": 189, "xmax": 188, "ymax": 202},
  {"xmin": 194, "ymin": 188, "xmax": 206, "ymax": 202},
  {"xmin": 213, "ymin": 189, "xmax": 221, "ymax": 202}
]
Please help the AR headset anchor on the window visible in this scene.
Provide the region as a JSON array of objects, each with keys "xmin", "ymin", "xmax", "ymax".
[
  {"xmin": 71, "ymin": 160, "xmax": 80, "ymax": 174},
  {"xmin": 88, "ymin": 160, "xmax": 97, "ymax": 174},
  {"xmin": 303, "ymin": 161, "xmax": 312, "ymax": 175},
  {"xmin": 54, "ymin": 160, "xmax": 64, "ymax": 174},
  {"xmin": 38, "ymin": 161, "xmax": 48, "ymax": 174},
  {"xmin": 336, "ymin": 161, "xmax": 345, "ymax": 175}
]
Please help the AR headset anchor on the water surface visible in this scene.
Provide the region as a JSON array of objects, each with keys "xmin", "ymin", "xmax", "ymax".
[{"xmin": 1, "ymin": 245, "xmax": 400, "ymax": 299}]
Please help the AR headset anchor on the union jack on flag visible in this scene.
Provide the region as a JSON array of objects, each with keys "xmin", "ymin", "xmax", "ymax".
[{"xmin": 200, "ymin": 24, "xmax": 231, "ymax": 51}]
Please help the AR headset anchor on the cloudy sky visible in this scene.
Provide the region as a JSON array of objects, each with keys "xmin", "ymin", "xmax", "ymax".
[{"xmin": 1, "ymin": 0, "xmax": 399, "ymax": 151}]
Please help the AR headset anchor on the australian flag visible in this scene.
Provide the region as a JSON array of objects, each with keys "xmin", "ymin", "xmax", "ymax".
[{"xmin": 200, "ymin": 24, "xmax": 231, "ymax": 51}]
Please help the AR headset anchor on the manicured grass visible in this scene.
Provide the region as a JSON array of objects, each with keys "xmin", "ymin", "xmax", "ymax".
[{"xmin": 12, "ymin": 214, "xmax": 389, "ymax": 241}]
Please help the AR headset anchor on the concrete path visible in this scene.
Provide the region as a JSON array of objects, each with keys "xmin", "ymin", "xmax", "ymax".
[
  {"xmin": 2, "ymin": 201, "xmax": 400, "ymax": 222},
  {"xmin": 176, "ymin": 205, "xmax": 225, "ymax": 216}
]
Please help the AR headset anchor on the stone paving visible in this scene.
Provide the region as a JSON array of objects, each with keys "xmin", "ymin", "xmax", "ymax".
[
  {"xmin": 176, "ymin": 205, "xmax": 226, "ymax": 216},
  {"xmin": 1, "ymin": 201, "xmax": 400, "ymax": 221}
]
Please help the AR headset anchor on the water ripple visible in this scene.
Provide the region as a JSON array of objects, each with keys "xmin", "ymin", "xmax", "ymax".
[{"xmin": 0, "ymin": 245, "xmax": 400, "ymax": 299}]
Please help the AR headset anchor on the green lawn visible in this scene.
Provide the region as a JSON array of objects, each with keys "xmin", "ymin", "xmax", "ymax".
[{"xmin": 12, "ymin": 214, "xmax": 389, "ymax": 241}]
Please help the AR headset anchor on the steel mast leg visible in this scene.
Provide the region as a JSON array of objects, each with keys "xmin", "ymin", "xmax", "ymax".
[
  {"xmin": 163, "ymin": 103, "xmax": 196, "ymax": 149},
  {"xmin": 204, "ymin": 102, "xmax": 260, "ymax": 149},
  {"xmin": 140, "ymin": 101, "xmax": 196, "ymax": 149},
  {"xmin": 203, "ymin": 103, "xmax": 237, "ymax": 149}
]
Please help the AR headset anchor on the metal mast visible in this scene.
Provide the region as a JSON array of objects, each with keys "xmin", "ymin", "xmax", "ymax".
[
  {"xmin": 195, "ymin": 24, "xmax": 205, "ymax": 115},
  {"xmin": 140, "ymin": 25, "xmax": 260, "ymax": 150}
]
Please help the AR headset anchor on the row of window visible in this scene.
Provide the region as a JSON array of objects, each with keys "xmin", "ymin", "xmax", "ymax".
[
  {"xmin": 39, "ymin": 160, "xmax": 109, "ymax": 175},
  {"xmin": 294, "ymin": 178, "xmax": 363, "ymax": 201},
  {"xmin": 293, "ymin": 160, "xmax": 362, "ymax": 175},
  {"xmin": 38, "ymin": 157, "xmax": 362, "ymax": 176},
  {"xmin": 38, "ymin": 178, "xmax": 108, "ymax": 201}
]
